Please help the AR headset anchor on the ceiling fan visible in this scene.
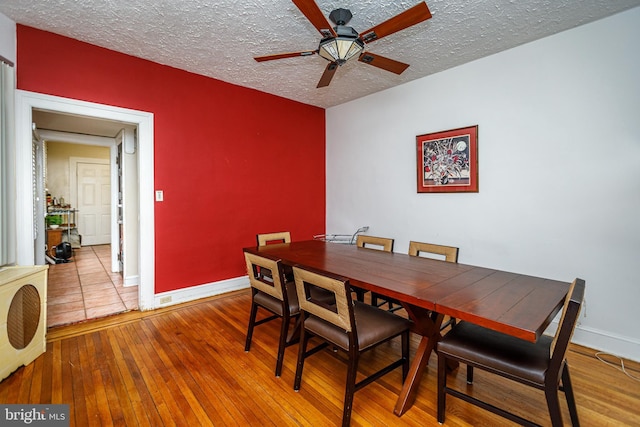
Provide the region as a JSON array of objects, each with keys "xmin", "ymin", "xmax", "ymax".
[{"xmin": 254, "ymin": 0, "xmax": 432, "ymax": 88}]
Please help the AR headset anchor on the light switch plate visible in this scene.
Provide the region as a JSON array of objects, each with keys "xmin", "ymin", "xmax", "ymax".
[{"xmin": 155, "ymin": 190, "xmax": 164, "ymax": 202}]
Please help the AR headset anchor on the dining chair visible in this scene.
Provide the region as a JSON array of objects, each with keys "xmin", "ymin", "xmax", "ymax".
[
  {"xmin": 355, "ymin": 235, "xmax": 394, "ymax": 303},
  {"xmin": 404, "ymin": 241, "xmax": 459, "ymax": 330},
  {"xmin": 256, "ymin": 231, "xmax": 291, "ymax": 246},
  {"xmin": 292, "ymin": 265, "xmax": 411, "ymax": 427},
  {"xmin": 436, "ymin": 278, "xmax": 585, "ymax": 426},
  {"xmin": 244, "ymin": 252, "xmax": 299, "ymax": 377},
  {"xmin": 355, "ymin": 234, "xmax": 394, "ymax": 252},
  {"xmin": 371, "ymin": 239, "xmax": 460, "ymax": 314},
  {"xmin": 408, "ymin": 240, "xmax": 459, "ymax": 262},
  {"xmin": 257, "ymin": 231, "xmax": 293, "ymax": 281},
  {"xmin": 256, "ymin": 231, "xmax": 337, "ymax": 306}
]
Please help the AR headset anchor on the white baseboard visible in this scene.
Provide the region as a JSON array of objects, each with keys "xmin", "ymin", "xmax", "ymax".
[
  {"xmin": 154, "ymin": 275, "xmax": 250, "ymax": 308},
  {"xmin": 546, "ymin": 320, "xmax": 640, "ymax": 363},
  {"xmin": 124, "ymin": 275, "xmax": 139, "ymax": 287},
  {"xmin": 572, "ymin": 325, "xmax": 640, "ymax": 363}
]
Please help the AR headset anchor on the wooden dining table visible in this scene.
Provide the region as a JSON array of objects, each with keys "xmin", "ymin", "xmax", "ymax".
[{"xmin": 243, "ymin": 239, "xmax": 571, "ymax": 416}]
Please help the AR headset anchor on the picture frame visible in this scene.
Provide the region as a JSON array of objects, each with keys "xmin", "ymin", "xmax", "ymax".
[{"xmin": 416, "ymin": 125, "xmax": 478, "ymax": 193}]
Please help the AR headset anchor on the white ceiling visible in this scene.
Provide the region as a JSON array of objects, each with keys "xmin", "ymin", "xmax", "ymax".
[
  {"xmin": 2, "ymin": 0, "xmax": 639, "ymax": 109},
  {"xmin": 32, "ymin": 109, "xmax": 134, "ymax": 138}
]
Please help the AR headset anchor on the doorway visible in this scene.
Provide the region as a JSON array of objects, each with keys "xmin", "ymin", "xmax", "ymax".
[
  {"xmin": 15, "ymin": 90, "xmax": 155, "ymax": 311},
  {"xmin": 74, "ymin": 158, "xmax": 111, "ymax": 246},
  {"xmin": 35, "ymin": 119, "xmax": 136, "ymax": 327}
]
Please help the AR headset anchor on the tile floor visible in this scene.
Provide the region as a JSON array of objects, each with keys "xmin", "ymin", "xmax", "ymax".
[{"xmin": 47, "ymin": 244, "xmax": 138, "ymax": 328}]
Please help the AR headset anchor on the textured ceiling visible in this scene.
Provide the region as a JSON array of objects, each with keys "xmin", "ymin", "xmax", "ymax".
[{"xmin": 2, "ymin": 0, "xmax": 639, "ymax": 108}]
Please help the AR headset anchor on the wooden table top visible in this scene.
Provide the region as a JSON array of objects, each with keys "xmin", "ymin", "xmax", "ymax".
[{"xmin": 244, "ymin": 240, "xmax": 571, "ymax": 342}]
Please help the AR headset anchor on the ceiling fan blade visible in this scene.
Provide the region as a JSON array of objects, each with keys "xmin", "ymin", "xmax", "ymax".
[
  {"xmin": 359, "ymin": 2, "xmax": 432, "ymax": 44},
  {"xmin": 254, "ymin": 51, "xmax": 317, "ymax": 62},
  {"xmin": 358, "ymin": 52, "xmax": 410, "ymax": 75},
  {"xmin": 292, "ymin": 0, "xmax": 337, "ymax": 37},
  {"xmin": 317, "ymin": 62, "xmax": 338, "ymax": 88}
]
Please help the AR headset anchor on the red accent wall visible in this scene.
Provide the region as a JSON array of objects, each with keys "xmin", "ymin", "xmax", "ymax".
[{"xmin": 17, "ymin": 25, "xmax": 326, "ymax": 293}]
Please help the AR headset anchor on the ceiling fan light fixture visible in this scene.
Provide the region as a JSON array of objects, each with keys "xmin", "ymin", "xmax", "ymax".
[
  {"xmin": 255, "ymin": 2, "xmax": 433, "ymax": 88},
  {"xmin": 318, "ymin": 35, "xmax": 364, "ymax": 64}
]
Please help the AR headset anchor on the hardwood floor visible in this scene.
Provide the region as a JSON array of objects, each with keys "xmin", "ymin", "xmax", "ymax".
[{"xmin": 2, "ymin": 290, "xmax": 639, "ymax": 426}]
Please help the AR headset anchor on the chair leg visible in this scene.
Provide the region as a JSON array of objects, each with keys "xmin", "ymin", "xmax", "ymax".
[
  {"xmin": 562, "ymin": 364, "xmax": 580, "ymax": 426},
  {"xmin": 342, "ymin": 353, "xmax": 359, "ymax": 427},
  {"xmin": 293, "ymin": 324, "xmax": 309, "ymax": 391},
  {"xmin": 244, "ymin": 300, "xmax": 259, "ymax": 352},
  {"xmin": 466, "ymin": 365, "xmax": 474, "ymax": 384},
  {"xmin": 370, "ymin": 292, "xmax": 378, "ymax": 306},
  {"xmin": 545, "ymin": 381, "xmax": 565, "ymax": 427},
  {"xmin": 353, "ymin": 288, "xmax": 365, "ymax": 302},
  {"xmin": 401, "ymin": 330, "xmax": 410, "ymax": 381},
  {"xmin": 275, "ymin": 313, "xmax": 290, "ymax": 377},
  {"xmin": 286, "ymin": 315, "xmax": 302, "ymax": 345},
  {"xmin": 437, "ymin": 352, "xmax": 447, "ymax": 423},
  {"xmin": 440, "ymin": 315, "xmax": 456, "ymax": 331}
]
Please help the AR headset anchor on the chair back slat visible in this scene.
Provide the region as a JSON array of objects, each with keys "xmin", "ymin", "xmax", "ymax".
[
  {"xmin": 550, "ymin": 278, "xmax": 585, "ymax": 359},
  {"xmin": 257, "ymin": 231, "xmax": 291, "ymax": 246},
  {"xmin": 408, "ymin": 241, "xmax": 458, "ymax": 263},
  {"xmin": 355, "ymin": 235, "xmax": 394, "ymax": 252},
  {"xmin": 244, "ymin": 252, "xmax": 285, "ymax": 301},
  {"xmin": 293, "ymin": 266, "xmax": 352, "ymax": 332}
]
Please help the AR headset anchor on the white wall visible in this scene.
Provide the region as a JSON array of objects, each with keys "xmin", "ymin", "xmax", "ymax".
[
  {"xmin": 326, "ymin": 8, "xmax": 640, "ymax": 362},
  {"xmin": 0, "ymin": 12, "xmax": 16, "ymax": 63}
]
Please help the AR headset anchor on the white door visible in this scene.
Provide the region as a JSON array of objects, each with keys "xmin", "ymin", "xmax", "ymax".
[
  {"xmin": 33, "ymin": 135, "xmax": 46, "ymax": 265},
  {"xmin": 77, "ymin": 162, "xmax": 111, "ymax": 245},
  {"xmin": 118, "ymin": 128, "xmax": 140, "ymax": 285}
]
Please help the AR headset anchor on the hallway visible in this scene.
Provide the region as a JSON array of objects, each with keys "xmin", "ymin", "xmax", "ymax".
[{"xmin": 47, "ymin": 245, "xmax": 138, "ymax": 328}]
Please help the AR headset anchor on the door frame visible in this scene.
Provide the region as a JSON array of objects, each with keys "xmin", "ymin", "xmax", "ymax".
[{"xmin": 15, "ymin": 90, "xmax": 155, "ymax": 310}]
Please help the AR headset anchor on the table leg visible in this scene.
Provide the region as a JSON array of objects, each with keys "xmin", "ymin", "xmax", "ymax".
[{"xmin": 394, "ymin": 306, "xmax": 444, "ymax": 416}]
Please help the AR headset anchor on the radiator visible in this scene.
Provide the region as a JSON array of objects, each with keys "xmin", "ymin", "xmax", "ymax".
[{"xmin": 0, "ymin": 265, "xmax": 48, "ymax": 381}]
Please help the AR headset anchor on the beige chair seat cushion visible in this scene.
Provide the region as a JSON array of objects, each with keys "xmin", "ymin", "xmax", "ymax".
[
  {"xmin": 304, "ymin": 301, "xmax": 411, "ymax": 351},
  {"xmin": 437, "ymin": 321, "xmax": 552, "ymax": 386},
  {"xmin": 254, "ymin": 281, "xmax": 300, "ymax": 316}
]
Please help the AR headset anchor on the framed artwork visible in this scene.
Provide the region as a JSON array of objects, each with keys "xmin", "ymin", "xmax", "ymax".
[{"xmin": 416, "ymin": 125, "xmax": 478, "ymax": 193}]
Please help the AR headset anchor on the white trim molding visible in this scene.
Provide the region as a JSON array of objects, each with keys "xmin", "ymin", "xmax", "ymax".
[
  {"xmin": 15, "ymin": 90, "xmax": 156, "ymax": 310},
  {"xmin": 572, "ymin": 326, "xmax": 640, "ymax": 363},
  {"xmin": 546, "ymin": 317, "xmax": 640, "ymax": 363},
  {"xmin": 154, "ymin": 277, "xmax": 250, "ymax": 308}
]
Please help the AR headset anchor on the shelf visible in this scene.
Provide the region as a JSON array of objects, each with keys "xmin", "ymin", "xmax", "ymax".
[{"xmin": 45, "ymin": 209, "xmax": 79, "ymax": 251}]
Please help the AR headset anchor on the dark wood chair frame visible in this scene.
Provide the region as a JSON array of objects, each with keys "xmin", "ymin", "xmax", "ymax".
[
  {"xmin": 437, "ymin": 278, "xmax": 585, "ymax": 427},
  {"xmin": 292, "ymin": 265, "xmax": 411, "ymax": 427},
  {"xmin": 244, "ymin": 252, "xmax": 299, "ymax": 377}
]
